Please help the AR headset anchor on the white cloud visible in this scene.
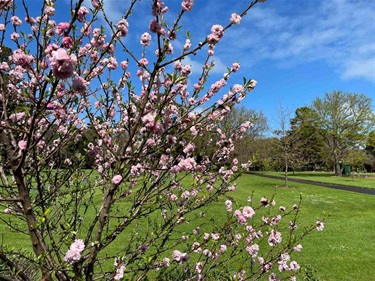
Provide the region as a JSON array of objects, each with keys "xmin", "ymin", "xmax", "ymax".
[
  {"xmin": 222, "ymin": 0, "xmax": 375, "ymax": 82},
  {"xmin": 342, "ymin": 59, "xmax": 375, "ymax": 81},
  {"xmin": 181, "ymin": 56, "xmax": 203, "ymax": 76},
  {"xmin": 210, "ymin": 56, "xmax": 229, "ymax": 74},
  {"xmin": 179, "ymin": 55, "xmax": 228, "ymax": 76}
]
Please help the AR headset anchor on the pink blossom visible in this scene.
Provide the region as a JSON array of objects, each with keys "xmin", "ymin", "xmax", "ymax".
[
  {"xmin": 81, "ymin": 22, "xmax": 92, "ymax": 36},
  {"xmin": 113, "ymin": 263, "xmax": 126, "ymax": 280},
  {"xmin": 138, "ymin": 58, "xmax": 149, "ymax": 67},
  {"xmin": 237, "ymin": 215, "xmax": 247, "ymax": 225},
  {"xmin": 290, "ymin": 261, "xmax": 300, "ymax": 271},
  {"xmin": 121, "ymin": 61, "xmax": 128, "ymax": 70},
  {"xmin": 12, "ymin": 49, "xmax": 34, "ymax": 69},
  {"xmin": 172, "ymin": 250, "xmax": 188, "ymax": 263},
  {"xmin": 62, "ymin": 37, "xmax": 73, "ymax": 48},
  {"xmin": 260, "ymin": 197, "xmax": 269, "ymax": 206},
  {"xmin": 49, "ymin": 48, "xmax": 77, "ymax": 79},
  {"xmin": 151, "ymin": 0, "xmax": 167, "ymax": 15},
  {"xmin": 163, "ymin": 257, "xmax": 170, "ymax": 266},
  {"xmin": 230, "ymin": 13, "xmax": 242, "ymax": 24},
  {"xmin": 195, "ymin": 262, "xmax": 203, "ymax": 273},
  {"xmin": 3, "ymin": 207, "xmax": 12, "ymax": 214},
  {"xmin": 269, "ymin": 273, "xmax": 280, "ymax": 281},
  {"xmin": 64, "ymin": 239, "xmax": 85, "ymax": 264},
  {"xmin": 183, "ymin": 143, "xmax": 195, "ymax": 154},
  {"xmin": 55, "ymin": 22, "xmax": 70, "ymax": 36},
  {"xmin": 192, "ymin": 227, "xmax": 200, "ymax": 235},
  {"xmin": 183, "ymin": 39, "xmax": 191, "ymax": 51},
  {"xmin": 11, "ymin": 16, "xmax": 22, "ymax": 26},
  {"xmin": 218, "ymin": 244, "xmax": 227, "ymax": 254},
  {"xmin": 72, "ymin": 76, "xmax": 88, "ymax": 93},
  {"xmin": 293, "ymin": 244, "xmax": 303, "ymax": 252},
  {"xmin": 181, "ymin": 0, "xmax": 194, "ymax": 12},
  {"xmin": 176, "ymin": 157, "xmax": 196, "ymax": 171},
  {"xmin": 268, "ymin": 230, "xmax": 282, "ymax": 246},
  {"xmin": 112, "ymin": 175, "xmax": 122, "ymax": 185},
  {"xmin": 11, "ymin": 32, "xmax": 19, "ymax": 41},
  {"xmin": 242, "ymin": 206, "xmax": 255, "ymax": 218},
  {"xmin": 92, "ymin": 0, "xmax": 101, "ymax": 9},
  {"xmin": 316, "ymin": 220, "xmax": 324, "ymax": 231},
  {"xmin": 149, "ymin": 18, "xmax": 164, "ymax": 34},
  {"xmin": 44, "ymin": 5, "xmax": 55, "ymax": 16},
  {"xmin": 207, "ymin": 24, "xmax": 224, "ymax": 45},
  {"xmin": 117, "ymin": 19, "xmax": 129, "ymax": 37},
  {"xmin": 140, "ymin": 32, "xmax": 151, "ymax": 46},
  {"xmin": 18, "ymin": 140, "xmax": 27, "ymax": 151},
  {"xmin": 233, "ymin": 209, "xmax": 241, "ymax": 217},
  {"xmin": 202, "ymin": 249, "xmax": 212, "ymax": 257},
  {"xmin": 107, "ymin": 57, "xmax": 118, "ymax": 69},
  {"xmin": 45, "ymin": 44, "xmax": 59, "ymax": 56},
  {"xmin": 232, "ymin": 84, "xmax": 244, "ymax": 94},
  {"xmin": 181, "ymin": 64, "xmax": 191, "ymax": 76},
  {"xmin": 231, "ymin": 62, "xmax": 240, "ymax": 72},
  {"xmin": 166, "ymin": 42, "xmax": 173, "ymax": 54},
  {"xmin": 192, "ymin": 242, "xmax": 201, "ymax": 253},
  {"xmin": 77, "ymin": 6, "xmax": 89, "ymax": 22},
  {"xmin": 225, "ymin": 200, "xmax": 232, "ymax": 211},
  {"xmin": 248, "ymin": 79, "xmax": 257, "ymax": 89},
  {"xmin": 246, "ymin": 243, "xmax": 259, "ymax": 257}
]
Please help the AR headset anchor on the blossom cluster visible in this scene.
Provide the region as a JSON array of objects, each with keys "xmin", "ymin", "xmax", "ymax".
[
  {"xmin": 147, "ymin": 196, "xmax": 324, "ymax": 280},
  {"xmin": 63, "ymin": 239, "xmax": 85, "ymax": 264}
]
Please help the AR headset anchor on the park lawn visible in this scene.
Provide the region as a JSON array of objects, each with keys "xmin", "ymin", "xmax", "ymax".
[
  {"xmin": 257, "ymin": 171, "xmax": 375, "ymax": 189},
  {"xmin": 234, "ymin": 174, "xmax": 375, "ymax": 281},
  {"xmin": 1, "ymin": 173, "xmax": 374, "ymax": 280}
]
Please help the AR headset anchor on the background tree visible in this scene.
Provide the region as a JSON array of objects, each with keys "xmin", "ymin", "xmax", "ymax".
[
  {"xmin": 273, "ymin": 104, "xmax": 295, "ymax": 187},
  {"xmin": 249, "ymin": 137, "xmax": 279, "ymax": 171},
  {"xmin": 219, "ymin": 105, "xmax": 268, "ymax": 164},
  {"xmin": 364, "ymin": 130, "xmax": 375, "ymax": 172},
  {"xmin": 312, "ymin": 91, "xmax": 374, "ymax": 176},
  {"xmin": 288, "ymin": 106, "xmax": 325, "ymax": 171}
]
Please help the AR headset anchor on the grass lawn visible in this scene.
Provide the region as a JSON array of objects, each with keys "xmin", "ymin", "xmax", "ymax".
[
  {"xmin": 1, "ymin": 173, "xmax": 374, "ymax": 280},
  {"xmin": 256, "ymin": 171, "xmax": 375, "ymax": 189},
  {"xmin": 234, "ymin": 174, "xmax": 375, "ymax": 280}
]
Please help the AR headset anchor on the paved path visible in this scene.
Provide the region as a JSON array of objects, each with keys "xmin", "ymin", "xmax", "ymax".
[{"xmin": 247, "ymin": 172, "xmax": 375, "ymax": 195}]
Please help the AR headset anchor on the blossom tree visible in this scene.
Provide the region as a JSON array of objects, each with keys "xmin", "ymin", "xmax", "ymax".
[{"xmin": 0, "ymin": 0, "xmax": 325, "ymax": 280}]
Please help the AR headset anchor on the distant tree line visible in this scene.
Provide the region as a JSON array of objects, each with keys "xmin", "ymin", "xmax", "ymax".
[{"xmin": 225, "ymin": 91, "xmax": 375, "ymax": 176}]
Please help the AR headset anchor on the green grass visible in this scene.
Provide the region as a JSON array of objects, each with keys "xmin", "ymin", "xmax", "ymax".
[
  {"xmin": 234, "ymin": 175, "xmax": 375, "ymax": 280},
  {"xmin": 256, "ymin": 171, "xmax": 375, "ymax": 189},
  {"xmin": 1, "ymin": 173, "xmax": 375, "ymax": 280}
]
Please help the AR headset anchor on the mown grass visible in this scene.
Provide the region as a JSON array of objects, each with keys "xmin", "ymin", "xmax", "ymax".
[
  {"xmin": 1, "ymin": 173, "xmax": 375, "ymax": 280},
  {"xmin": 256, "ymin": 171, "xmax": 375, "ymax": 189},
  {"xmin": 235, "ymin": 175, "xmax": 375, "ymax": 280}
]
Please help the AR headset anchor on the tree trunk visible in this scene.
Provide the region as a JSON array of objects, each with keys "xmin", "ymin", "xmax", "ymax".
[
  {"xmin": 335, "ymin": 162, "xmax": 342, "ymax": 176},
  {"xmin": 285, "ymin": 163, "xmax": 288, "ymax": 187}
]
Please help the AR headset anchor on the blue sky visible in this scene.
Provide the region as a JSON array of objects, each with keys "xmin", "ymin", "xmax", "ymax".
[{"xmin": 17, "ymin": 0, "xmax": 375, "ymax": 130}]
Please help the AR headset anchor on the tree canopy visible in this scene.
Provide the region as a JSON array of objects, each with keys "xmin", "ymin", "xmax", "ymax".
[{"xmin": 311, "ymin": 91, "xmax": 374, "ymax": 175}]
